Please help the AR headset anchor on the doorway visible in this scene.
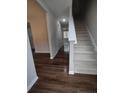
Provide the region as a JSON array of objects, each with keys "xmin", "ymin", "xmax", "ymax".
[{"xmin": 27, "ymin": 0, "xmax": 49, "ymax": 53}]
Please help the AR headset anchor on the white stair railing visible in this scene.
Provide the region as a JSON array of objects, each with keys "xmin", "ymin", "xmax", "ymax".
[{"xmin": 68, "ymin": 7, "xmax": 77, "ymax": 74}]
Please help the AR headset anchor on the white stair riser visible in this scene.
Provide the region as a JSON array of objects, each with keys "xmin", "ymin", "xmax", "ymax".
[
  {"xmin": 74, "ymin": 62, "xmax": 97, "ymax": 68},
  {"xmin": 74, "ymin": 45, "xmax": 94, "ymax": 48},
  {"xmin": 74, "ymin": 54, "xmax": 96, "ymax": 61},
  {"xmin": 74, "ymin": 48, "xmax": 95, "ymax": 52},
  {"xmin": 74, "ymin": 58, "xmax": 96, "ymax": 61},
  {"xmin": 76, "ymin": 43, "xmax": 92, "ymax": 46},
  {"xmin": 75, "ymin": 69, "xmax": 97, "ymax": 75},
  {"xmin": 74, "ymin": 50, "xmax": 96, "ymax": 54}
]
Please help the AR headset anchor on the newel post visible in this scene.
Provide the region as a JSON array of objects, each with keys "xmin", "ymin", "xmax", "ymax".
[{"xmin": 69, "ymin": 41, "xmax": 75, "ymax": 74}]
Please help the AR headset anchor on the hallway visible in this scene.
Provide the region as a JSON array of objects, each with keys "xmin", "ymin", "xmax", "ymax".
[{"xmin": 28, "ymin": 47, "xmax": 97, "ymax": 93}]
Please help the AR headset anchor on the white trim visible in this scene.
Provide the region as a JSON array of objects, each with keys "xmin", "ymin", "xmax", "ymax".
[
  {"xmin": 50, "ymin": 56, "xmax": 53, "ymax": 59},
  {"xmin": 27, "ymin": 76, "xmax": 38, "ymax": 92},
  {"xmin": 36, "ymin": 0, "xmax": 53, "ymax": 59},
  {"xmin": 87, "ymin": 27, "xmax": 97, "ymax": 51},
  {"xmin": 46, "ymin": 13, "xmax": 53, "ymax": 60},
  {"xmin": 50, "ymin": 47, "xmax": 60, "ymax": 59},
  {"xmin": 69, "ymin": 71, "xmax": 74, "ymax": 75}
]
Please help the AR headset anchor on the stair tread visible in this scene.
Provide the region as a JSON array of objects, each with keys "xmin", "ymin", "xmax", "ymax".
[
  {"xmin": 74, "ymin": 52, "xmax": 97, "ymax": 56},
  {"xmin": 75, "ymin": 65, "xmax": 97, "ymax": 69},
  {"xmin": 74, "ymin": 60, "xmax": 97, "ymax": 63},
  {"xmin": 77, "ymin": 36, "xmax": 90, "ymax": 38},
  {"xmin": 74, "ymin": 44, "xmax": 93, "ymax": 48},
  {"xmin": 75, "ymin": 69, "xmax": 97, "ymax": 75},
  {"xmin": 75, "ymin": 67, "xmax": 97, "ymax": 71},
  {"xmin": 74, "ymin": 54, "xmax": 97, "ymax": 61},
  {"xmin": 74, "ymin": 57, "xmax": 96, "ymax": 60},
  {"xmin": 74, "ymin": 50, "xmax": 96, "ymax": 54},
  {"xmin": 74, "ymin": 45, "xmax": 94, "ymax": 47},
  {"xmin": 74, "ymin": 48, "xmax": 95, "ymax": 51}
]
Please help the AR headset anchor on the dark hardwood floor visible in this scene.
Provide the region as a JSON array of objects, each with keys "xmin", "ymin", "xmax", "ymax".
[{"xmin": 28, "ymin": 47, "xmax": 97, "ymax": 93}]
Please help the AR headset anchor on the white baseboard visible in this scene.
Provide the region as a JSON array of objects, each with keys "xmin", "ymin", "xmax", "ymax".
[
  {"xmin": 27, "ymin": 76, "xmax": 38, "ymax": 92},
  {"xmin": 50, "ymin": 50, "xmax": 58, "ymax": 59},
  {"xmin": 50, "ymin": 56, "xmax": 54, "ymax": 59},
  {"xmin": 50, "ymin": 46, "xmax": 61, "ymax": 59},
  {"xmin": 86, "ymin": 27, "xmax": 97, "ymax": 51},
  {"xmin": 69, "ymin": 71, "xmax": 74, "ymax": 75}
]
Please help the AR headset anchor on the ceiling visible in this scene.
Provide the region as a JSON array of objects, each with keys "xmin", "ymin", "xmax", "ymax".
[{"xmin": 44, "ymin": 0, "xmax": 72, "ymax": 18}]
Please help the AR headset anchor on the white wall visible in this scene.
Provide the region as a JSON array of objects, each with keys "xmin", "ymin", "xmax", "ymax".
[
  {"xmin": 27, "ymin": 35, "xmax": 38, "ymax": 91},
  {"xmin": 57, "ymin": 21, "xmax": 63, "ymax": 47},
  {"xmin": 37, "ymin": 0, "xmax": 63, "ymax": 59},
  {"xmin": 85, "ymin": 0, "xmax": 97, "ymax": 49},
  {"xmin": 47, "ymin": 13, "xmax": 63, "ymax": 59},
  {"xmin": 44, "ymin": 0, "xmax": 72, "ymax": 18}
]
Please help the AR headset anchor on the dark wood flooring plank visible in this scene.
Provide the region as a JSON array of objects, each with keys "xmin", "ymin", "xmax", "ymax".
[{"xmin": 28, "ymin": 47, "xmax": 97, "ymax": 93}]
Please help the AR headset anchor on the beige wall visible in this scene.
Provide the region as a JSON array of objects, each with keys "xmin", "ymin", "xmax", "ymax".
[
  {"xmin": 37, "ymin": 0, "xmax": 63, "ymax": 59},
  {"xmin": 27, "ymin": 0, "xmax": 49, "ymax": 53}
]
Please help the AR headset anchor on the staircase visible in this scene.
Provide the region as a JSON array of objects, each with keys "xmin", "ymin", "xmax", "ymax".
[{"xmin": 74, "ymin": 20, "xmax": 97, "ymax": 75}]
